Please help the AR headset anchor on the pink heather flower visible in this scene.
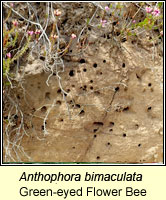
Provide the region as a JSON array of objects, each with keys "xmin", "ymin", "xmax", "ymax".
[
  {"xmin": 12, "ymin": 20, "xmax": 18, "ymax": 27},
  {"xmin": 100, "ymin": 19, "xmax": 107, "ymax": 27},
  {"xmin": 132, "ymin": 20, "xmax": 136, "ymax": 23},
  {"xmin": 71, "ymin": 33, "xmax": 76, "ymax": 39},
  {"xmin": 35, "ymin": 29, "xmax": 41, "ymax": 35},
  {"xmin": 160, "ymin": 31, "xmax": 163, "ymax": 36},
  {"xmin": 152, "ymin": 8, "xmax": 160, "ymax": 16},
  {"xmin": 27, "ymin": 31, "xmax": 34, "ymax": 36},
  {"xmin": 10, "ymin": 3, "xmax": 14, "ymax": 7},
  {"xmin": 146, "ymin": 7, "xmax": 153, "ymax": 13},
  {"xmin": 54, "ymin": 9, "xmax": 62, "ymax": 16},
  {"xmin": 6, "ymin": 52, "xmax": 11, "ymax": 58},
  {"xmin": 105, "ymin": 6, "xmax": 110, "ymax": 11}
]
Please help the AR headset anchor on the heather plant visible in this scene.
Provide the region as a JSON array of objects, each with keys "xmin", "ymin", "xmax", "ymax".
[
  {"xmin": 129, "ymin": 5, "xmax": 163, "ymax": 35},
  {"xmin": 3, "ymin": 21, "xmax": 33, "ymax": 88},
  {"xmin": 3, "ymin": 25, "xmax": 40, "ymax": 81},
  {"xmin": 102, "ymin": 2, "xmax": 163, "ymax": 40}
]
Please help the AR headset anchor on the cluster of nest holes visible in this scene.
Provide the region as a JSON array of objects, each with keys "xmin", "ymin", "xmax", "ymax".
[
  {"xmin": 92, "ymin": 122, "xmax": 103, "ymax": 137},
  {"xmin": 80, "ymin": 85, "xmax": 97, "ymax": 94},
  {"xmin": 140, "ymin": 160, "xmax": 146, "ymax": 162},
  {"xmin": 68, "ymin": 59, "xmax": 86, "ymax": 76},
  {"xmin": 79, "ymin": 81, "xmax": 95, "ymax": 92},
  {"xmin": 136, "ymin": 73, "xmax": 154, "ymax": 93},
  {"xmin": 80, "ymin": 85, "xmax": 87, "ymax": 91},
  {"xmin": 4, "ymin": 114, "xmax": 19, "ymax": 121},
  {"xmin": 66, "ymin": 101, "xmax": 85, "ymax": 116},
  {"xmin": 121, "ymin": 38, "xmax": 127, "ymax": 43},
  {"xmin": 69, "ymin": 61, "xmax": 104, "ymax": 79},
  {"xmin": 102, "ymin": 33, "xmax": 111, "ymax": 40}
]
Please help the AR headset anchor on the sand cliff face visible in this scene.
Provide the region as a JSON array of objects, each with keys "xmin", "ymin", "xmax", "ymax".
[{"xmin": 3, "ymin": 2, "xmax": 163, "ymax": 163}]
